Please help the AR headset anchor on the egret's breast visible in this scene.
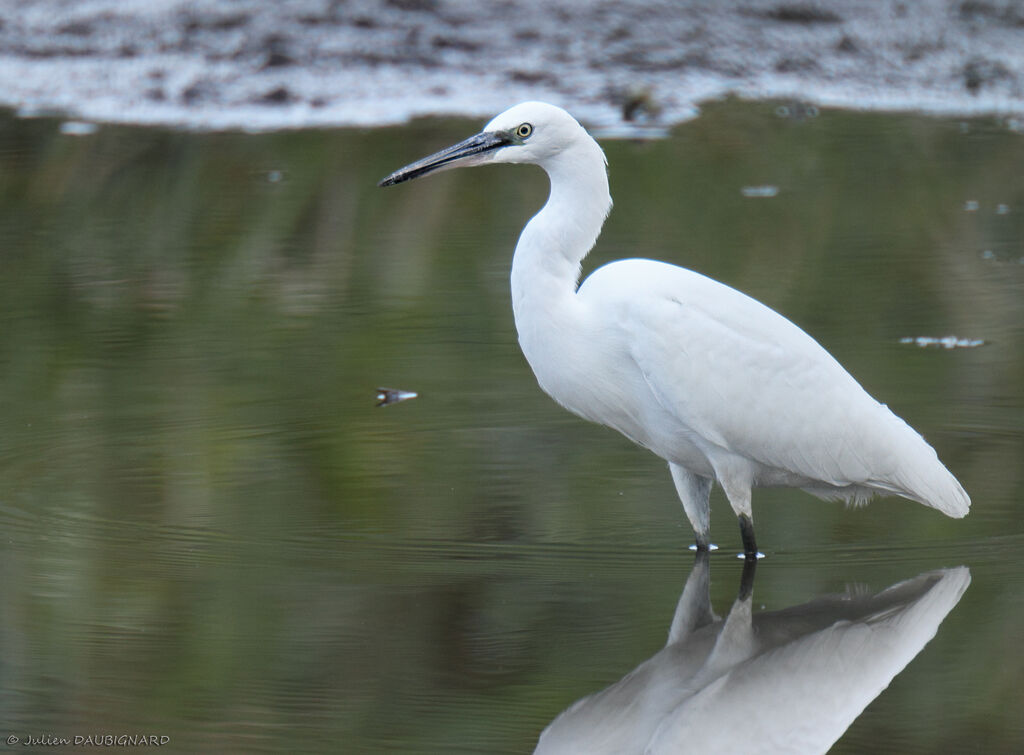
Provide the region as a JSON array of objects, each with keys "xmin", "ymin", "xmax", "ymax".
[{"xmin": 516, "ymin": 290, "xmax": 713, "ymax": 475}]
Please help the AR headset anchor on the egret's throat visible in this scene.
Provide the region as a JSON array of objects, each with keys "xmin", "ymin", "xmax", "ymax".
[{"xmin": 511, "ymin": 139, "xmax": 612, "ymax": 310}]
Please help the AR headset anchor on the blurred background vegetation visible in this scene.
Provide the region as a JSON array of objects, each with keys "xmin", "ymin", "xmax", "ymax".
[{"xmin": 0, "ymin": 101, "xmax": 1021, "ymax": 752}]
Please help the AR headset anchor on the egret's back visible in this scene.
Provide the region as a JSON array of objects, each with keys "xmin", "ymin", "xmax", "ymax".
[{"xmin": 575, "ymin": 259, "xmax": 970, "ymax": 518}]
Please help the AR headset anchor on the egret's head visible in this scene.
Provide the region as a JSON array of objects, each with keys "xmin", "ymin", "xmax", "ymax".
[{"xmin": 378, "ymin": 102, "xmax": 589, "ymax": 186}]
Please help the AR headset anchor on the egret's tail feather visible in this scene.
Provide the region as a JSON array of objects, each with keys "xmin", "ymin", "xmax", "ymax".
[
  {"xmin": 903, "ymin": 467, "xmax": 971, "ymax": 518},
  {"xmin": 893, "ymin": 435, "xmax": 971, "ymax": 519}
]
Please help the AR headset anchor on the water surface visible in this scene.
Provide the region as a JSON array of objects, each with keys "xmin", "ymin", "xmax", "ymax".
[{"xmin": 0, "ymin": 101, "xmax": 1021, "ymax": 752}]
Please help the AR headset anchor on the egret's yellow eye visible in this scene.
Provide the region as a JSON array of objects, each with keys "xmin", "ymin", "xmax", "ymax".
[{"xmin": 516, "ymin": 123, "xmax": 533, "ymax": 139}]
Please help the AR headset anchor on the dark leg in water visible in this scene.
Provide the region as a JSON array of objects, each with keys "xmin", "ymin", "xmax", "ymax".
[
  {"xmin": 694, "ymin": 533, "xmax": 711, "ymax": 552},
  {"xmin": 738, "ymin": 513, "xmax": 758, "ymax": 560},
  {"xmin": 738, "ymin": 551, "xmax": 757, "ymax": 601}
]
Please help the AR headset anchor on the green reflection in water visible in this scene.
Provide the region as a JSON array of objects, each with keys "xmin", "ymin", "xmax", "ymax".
[{"xmin": 0, "ymin": 101, "xmax": 1021, "ymax": 753}]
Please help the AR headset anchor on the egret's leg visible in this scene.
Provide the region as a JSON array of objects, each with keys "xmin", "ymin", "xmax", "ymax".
[
  {"xmin": 738, "ymin": 514, "xmax": 758, "ymax": 560},
  {"xmin": 669, "ymin": 463, "xmax": 712, "ymax": 550},
  {"xmin": 717, "ymin": 473, "xmax": 760, "ymax": 559}
]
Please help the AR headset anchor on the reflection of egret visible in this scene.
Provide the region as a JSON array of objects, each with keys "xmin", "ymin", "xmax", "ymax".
[
  {"xmin": 379, "ymin": 102, "xmax": 970, "ymax": 556},
  {"xmin": 533, "ymin": 555, "xmax": 970, "ymax": 755}
]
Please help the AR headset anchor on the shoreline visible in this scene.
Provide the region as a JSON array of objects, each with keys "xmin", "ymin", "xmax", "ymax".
[{"xmin": 2, "ymin": 1, "xmax": 1022, "ymax": 132}]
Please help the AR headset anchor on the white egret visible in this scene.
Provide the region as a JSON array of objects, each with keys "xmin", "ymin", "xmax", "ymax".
[{"xmin": 379, "ymin": 102, "xmax": 970, "ymax": 557}]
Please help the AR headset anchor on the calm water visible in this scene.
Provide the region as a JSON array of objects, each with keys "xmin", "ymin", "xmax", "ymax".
[{"xmin": 0, "ymin": 101, "xmax": 1021, "ymax": 753}]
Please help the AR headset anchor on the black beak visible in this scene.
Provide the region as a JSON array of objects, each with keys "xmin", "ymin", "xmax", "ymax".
[{"xmin": 378, "ymin": 130, "xmax": 512, "ymax": 187}]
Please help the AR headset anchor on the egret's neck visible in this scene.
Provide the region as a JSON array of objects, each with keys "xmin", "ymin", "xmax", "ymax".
[{"xmin": 510, "ymin": 138, "xmax": 612, "ymax": 324}]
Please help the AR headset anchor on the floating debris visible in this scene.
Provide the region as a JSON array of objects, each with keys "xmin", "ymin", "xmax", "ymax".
[
  {"xmin": 996, "ymin": 204, "xmax": 1010, "ymax": 215},
  {"xmin": 741, "ymin": 185, "xmax": 779, "ymax": 198},
  {"xmin": 59, "ymin": 120, "xmax": 98, "ymax": 136},
  {"xmin": 375, "ymin": 387, "xmax": 418, "ymax": 407},
  {"xmin": 899, "ymin": 336, "xmax": 985, "ymax": 349},
  {"xmin": 963, "ymin": 200, "xmax": 979, "ymax": 212},
  {"xmin": 267, "ymin": 169, "xmax": 284, "ymax": 183},
  {"xmin": 775, "ymin": 102, "xmax": 819, "ymax": 120}
]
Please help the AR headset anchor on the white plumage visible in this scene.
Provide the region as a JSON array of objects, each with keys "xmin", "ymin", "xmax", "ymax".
[
  {"xmin": 380, "ymin": 101, "xmax": 970, "ymax": 555},
  {"xmin": 532, "ymin": 559, "xmax": 971, "ymax": 754}
]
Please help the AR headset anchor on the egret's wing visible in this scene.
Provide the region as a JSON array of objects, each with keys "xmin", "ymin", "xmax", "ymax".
[{"xmin": 597, "ymin": 261, "xmax": 898, "ymax": 486}]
